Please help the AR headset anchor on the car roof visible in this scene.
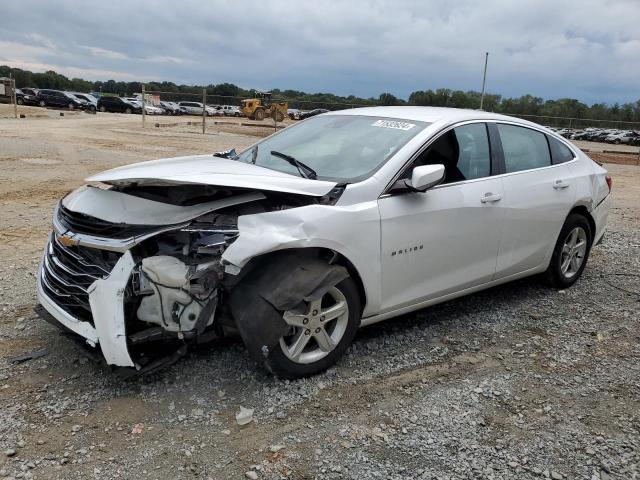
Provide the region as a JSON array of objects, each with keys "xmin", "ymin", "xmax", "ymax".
[{"xmin": 327, "ymin": 106, "xmax": 538, "ymax": 128}]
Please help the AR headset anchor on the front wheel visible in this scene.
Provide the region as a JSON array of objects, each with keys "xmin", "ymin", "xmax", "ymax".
[
  {"xmin": 125, "ymin": 107, "xmax": 132, "ymax": 114},
  {"xmin": 38, "ymin": 100, "xmax": 46, "ymax": 107},
  {"xmin": 17, "ymin": 98, "xmax": 24, "ymax": 105},
  {"xmin": 266, "ymin": 277, "xmax": 360, "ymax": 378},
  {"xmin": 253, "ymin": 108, "xmax": 265, "ymax": 121},
  {"xmin": 68, "ymin": 103, "xmax": 75, "ymax": 110},
  {"xmin": 544, "ymin": 214, "xmax": 592, "ymax": 288}
]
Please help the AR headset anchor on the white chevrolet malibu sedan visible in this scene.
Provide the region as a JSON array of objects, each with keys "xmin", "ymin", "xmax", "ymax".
[{"xmin": 37, "ymin": 107, "xmax": 612, "ymax": 378}]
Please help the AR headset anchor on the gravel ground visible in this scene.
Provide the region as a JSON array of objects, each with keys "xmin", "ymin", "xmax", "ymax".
[{"xmin": 0, "ymin": 112, "xmax": 638, "ymax": 479}]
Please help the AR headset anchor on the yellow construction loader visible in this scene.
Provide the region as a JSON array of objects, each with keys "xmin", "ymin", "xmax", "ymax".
[{"xmin": 241, "ymin": 92, "xmax": 287, "ymax": 122}]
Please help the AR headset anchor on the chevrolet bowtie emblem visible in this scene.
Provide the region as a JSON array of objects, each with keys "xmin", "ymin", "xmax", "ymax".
[{"xmin": 56, "ymin": 234, "xmax": 79, "ymax": 247}]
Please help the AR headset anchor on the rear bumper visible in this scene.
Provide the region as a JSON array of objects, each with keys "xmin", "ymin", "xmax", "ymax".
[{"xmin": 37, "ymin": 246, "xmax": 136, "ymax": 367}]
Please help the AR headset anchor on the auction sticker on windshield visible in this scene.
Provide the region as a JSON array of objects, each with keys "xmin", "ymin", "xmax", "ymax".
[{"xmin": 371, "ymin": 119, "xmax": 416, "ymax": 130}]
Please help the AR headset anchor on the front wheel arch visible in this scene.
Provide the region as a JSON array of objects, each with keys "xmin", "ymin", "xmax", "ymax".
[{"xmin": 226, "ymin": 247, "xmax": 367, "ymax": 316}]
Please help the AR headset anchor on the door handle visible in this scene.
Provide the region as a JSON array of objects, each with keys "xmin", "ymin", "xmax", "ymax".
[
  {"xmin": 481, "ymin": 192, "xmax": 503, "ymax": 203},
  {"xmin": 553, "ymin": 180, "xmax": 570, "ymax": 189}
]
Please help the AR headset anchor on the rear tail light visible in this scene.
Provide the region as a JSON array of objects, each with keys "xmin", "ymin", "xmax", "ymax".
[{"xmin": 605, "ymin": 174, "xmax": 612, "ymax": 193}]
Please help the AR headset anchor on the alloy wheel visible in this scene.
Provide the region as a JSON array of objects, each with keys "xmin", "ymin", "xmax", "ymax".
[
  {"xmin": 560, "ymin": 226, "xmax": 587, "ymax": 278},
  {"xmin": 279, "ymin": 287, "xmax": 349, "ymax": 364}
]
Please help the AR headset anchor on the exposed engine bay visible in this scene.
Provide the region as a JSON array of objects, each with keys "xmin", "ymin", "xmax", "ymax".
[{"xmin": 38, "ymin": 175, "xmax": 348, "ymax": 377}]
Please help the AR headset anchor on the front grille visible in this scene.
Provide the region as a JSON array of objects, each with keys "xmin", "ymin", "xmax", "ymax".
[
  {"xmin": 58, "ymin": 204, "xmax": 162, "ymax": 239},
  {"xmin": 41, "ymin": 234, "xmax": 121, "ymax": 324}
]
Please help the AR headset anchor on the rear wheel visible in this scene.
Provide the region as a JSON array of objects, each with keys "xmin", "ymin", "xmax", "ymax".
[
  {"xmin": 125, "ymin": 107, "xmax": 132, "ymax": 114},
  {"xmin": 544, "ymin": 214, "xmax": 592, "ymax": 288},
  {"xmin": 38, "ymin": 100, "xmax": 46, "ymax": 107},
  {"xmin": 68, "ymin": 103, "xmax": 75, "ymax": 110},
  {"xmin": 253, "ymin": 108, "xmax": 265, "ymax": 121},
  {"xmin": 266, "ymin": 278, "xmax": 360, "ymax": 378},
  {"xmin": 100, "ymin": 105, "xmax": 107, "ymax": 112},
  {"xmin": 16, "ymin": 98, "xmax": 24, "ymax": 105},
  {"xmin": 272, "ymin": 109, "xmax": 285, "ymax": 122}
]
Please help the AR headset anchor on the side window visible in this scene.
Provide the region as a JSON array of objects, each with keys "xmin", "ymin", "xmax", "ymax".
[
  {"xmin": 548, "ymin": 136, "xmax": 575, "ymax": 164},
  {"xmin": 412, "ymin": 123, "xmax": 491, "ymax": 184},
  {"xmin": 497, "ymin": 124, "xmax": 551, "ymax": 173}
]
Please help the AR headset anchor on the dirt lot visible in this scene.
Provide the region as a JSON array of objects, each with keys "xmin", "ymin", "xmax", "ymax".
[{"xmin": 0, "ymin": 109, "xmax": 638, "ymax": 480}]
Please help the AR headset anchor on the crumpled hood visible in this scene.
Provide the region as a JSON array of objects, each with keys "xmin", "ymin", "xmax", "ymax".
[{"xmin": 87, "ymin": 155, "xmax": 337, "ymax": 197}]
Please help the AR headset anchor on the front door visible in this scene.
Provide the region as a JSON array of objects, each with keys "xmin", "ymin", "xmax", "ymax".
[{"xmin": 378, "ymin": 122, "xmax": 505, "ymax": 312}]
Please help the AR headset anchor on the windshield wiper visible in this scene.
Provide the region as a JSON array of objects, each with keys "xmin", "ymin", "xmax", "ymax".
[{"xmin": 270, "ymin": 150, "xmax": 317, "ymax": 179}]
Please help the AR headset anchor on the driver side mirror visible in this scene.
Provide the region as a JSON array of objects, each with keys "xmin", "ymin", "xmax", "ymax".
[{"xmin": 390, "ymin": 164, "xmax": 445, "ymax": 193}]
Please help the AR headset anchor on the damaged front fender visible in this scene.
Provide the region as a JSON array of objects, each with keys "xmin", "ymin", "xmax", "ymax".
[
  {"xmin": 228, "ymin": 250, "xmax": 348, "ymax": 362},
  {"xmin": 221, "ymin": 202, "xmax": 381, "ymax": 316}
]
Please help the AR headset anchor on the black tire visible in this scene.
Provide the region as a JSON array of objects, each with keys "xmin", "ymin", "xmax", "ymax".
[
  {"xmin": 68, "ymin": 103, "xmax": 75, "ymax": 110},
  {"xmin": 99, "ymin": 105, "xmax": 107, "ymax": 112},
  {"xmin": 266, "ymin": 277, "xmax": 361, "ymax": 379},
  {"xmin": 16, "ymin": 98, "xmax": 24, "ymax": 105},
  {"xmin": 272, "ymin": 110, "xmax": 284, "ymax": 122},
  {"xmin": 544, "ymin": 214, "xmax": 592, "ymax": 288},
  {"xmin": 614, "ymin": 139, "xmax": 621, "ymax": 145},
  {"xmin": 38, "ymin": 100, "xmax": 46, "ymax": 107},
  {"xmin": 125, "ymin": 108, "xmax": 132, "ymax": 114}
]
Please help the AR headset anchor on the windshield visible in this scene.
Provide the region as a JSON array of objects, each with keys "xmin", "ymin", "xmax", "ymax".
[{"xmin": 236, "ymin": 115, "xmax": 429, "ymax": 182}]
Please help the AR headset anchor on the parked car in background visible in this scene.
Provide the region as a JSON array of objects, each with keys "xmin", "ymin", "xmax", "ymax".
[
  {"xmin": 218, "ymin": 105, "xmax": 241, "ymax": 117},
  {"xmin": 15, "ymin": 88, "xmax": 40, "ymax": 106},
  {"xmin": 604, "ymin": 131, "xmax": 640, "ymax": 145},
  {"xmin": 97, "ymin": 96, "xmax": 141, "ymax": 114},
  {"xmin": 70, "ymin": 92, "xmax": 98, "ymax": 111},
  {"xmin": 178, "ymin": 101, "xmax": 217, "ymax": 116},
  {"xmin": 145, "ymin": 104, "xmax": 165, "ymax": 115},
  {"xmin": 288, "ymin": 108, "xmax": 302, "ymax": 120},
  {"xmin": 21, "ymin": 87, "xmax": 39, "ymax": 97},
  {"xmin": 298, "ymin": 108, "xmax": 330, "ymax": 120},
  {"xmin": 36, "ymin": 89, "xmax": 86, "ymax": 110},
  {"xmin": 159, "ymin": 101, "xmax": 182, "ymax": 115},
  {"xmin": 124, "ymin": 98, "xmax": 164, "ymax": 115},
  {"xmin": 36, "ymin": 107, "xmax": 611, "ymax": 378}
]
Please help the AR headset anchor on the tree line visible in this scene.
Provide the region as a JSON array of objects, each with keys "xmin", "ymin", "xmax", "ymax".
[{"xmin": 2, "ymin": 65, "xmax": 639, "ymax": 124}]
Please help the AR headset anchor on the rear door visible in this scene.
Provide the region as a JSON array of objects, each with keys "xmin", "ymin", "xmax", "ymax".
[{"xmin": 493, "ymin": 123, "xmax": 575, "ymax": 278}]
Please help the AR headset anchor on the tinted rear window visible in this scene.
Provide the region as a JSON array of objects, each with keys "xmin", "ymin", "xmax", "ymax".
[{"xmin": 548, "ymin": 136, "xmax": 575, "ymax": 164}]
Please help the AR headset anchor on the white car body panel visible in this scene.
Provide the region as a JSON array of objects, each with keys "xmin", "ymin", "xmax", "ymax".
[
  {"xmin": 221, "ymin": 202, "xmax": 382, "ymax": 316},
  {"xmin": 495, "ymin": 163, "xmax": 574, "ymax": 278},
  {"xmin": 87, "ymin": 251, "xmax": 136, "ymax": 367},
  {"xmin": 378, "ymin": 176, "xmax": 505, "ymax": 311},
  {"xmin": 88, "ymin": 155, "xmax": 337, "ymax": 197},
  {"xmin": 63, "ymin": 185, "xmax": 265, "ymax": 225},
  {"xmin": 37, "ymin": 250, "xmax": 137, "ymax": 366},
  {"xmin": 36, "ymin": 106, "xmax": 612, "ymax": 370}
]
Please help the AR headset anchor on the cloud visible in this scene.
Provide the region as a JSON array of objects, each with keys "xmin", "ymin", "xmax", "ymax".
[
  {"xmin": 0, "ymin": 0, "xmax": 638, "ymax": 104},
  {"xmin": 82, "ymin": 46, "xmax": 129, "ymax": 60}
]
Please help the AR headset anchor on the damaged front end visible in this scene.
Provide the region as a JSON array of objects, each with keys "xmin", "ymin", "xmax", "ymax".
[{"xmin": 37, "ymin": 179, "xmax": 345, "ymax": 377}]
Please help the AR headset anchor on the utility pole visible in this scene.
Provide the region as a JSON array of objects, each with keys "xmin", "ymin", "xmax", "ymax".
[
  {"xmin": 480, "ymin": 52, "xmax": 489, "ymax": 111},
  {"xmin": 141, "ymin": 84, "xmax": 146, "ymax": 128},
  {"xmin": 202, "ymin": 88, "xmax": 206, "ymax": 134},
  {"xmin": 11, "ymin": 78, "xmax": 18, "ymax": 119}
]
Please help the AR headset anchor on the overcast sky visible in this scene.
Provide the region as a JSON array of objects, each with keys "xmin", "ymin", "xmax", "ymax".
[{"xmin": 1, "ymin": 0, "xmax": 639, "ymax": 104}]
